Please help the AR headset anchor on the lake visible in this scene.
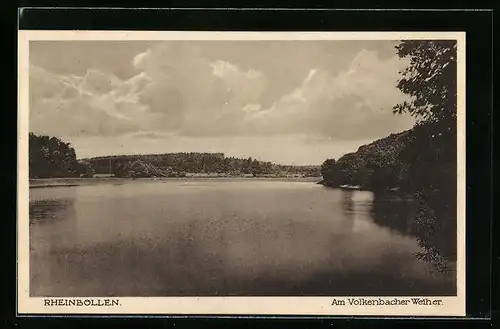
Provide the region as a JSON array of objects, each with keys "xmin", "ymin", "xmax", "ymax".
[{"xmin": 29, "ymin": 179, "xmax": 456, "ymax": 297}]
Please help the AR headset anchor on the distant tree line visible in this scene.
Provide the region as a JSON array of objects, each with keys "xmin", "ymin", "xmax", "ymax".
[
  {"xmin": 85, "ymin": 153, "xmax": 321, "ymax": 178},
  {"xmin": 29, "ymin": 136, "xmax": 321, "ymax": 179}
]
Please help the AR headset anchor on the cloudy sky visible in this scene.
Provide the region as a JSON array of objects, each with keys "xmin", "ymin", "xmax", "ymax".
[{"xmin": 29, "ymin": 40, "xmax": 415, "ymax": 165}]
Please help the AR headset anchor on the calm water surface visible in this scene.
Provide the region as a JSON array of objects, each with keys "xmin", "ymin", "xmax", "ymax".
[{"xmin": 29, "ymin": 179, "xmax": 456, "ymax": 296}]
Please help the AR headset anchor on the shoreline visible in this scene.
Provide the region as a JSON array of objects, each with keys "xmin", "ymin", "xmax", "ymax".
[
  {"xmin": 29, "ymin": 176, "xmax": 322, "ymax": 188},
  {"xmin": 318, "ymin": 180, "xmax": 414, "ymax": 200}
]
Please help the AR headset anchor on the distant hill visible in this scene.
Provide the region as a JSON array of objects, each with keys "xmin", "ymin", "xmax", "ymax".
[
  {"xmin": 29, "ymin": 134, "xmax": 322, "ymax": 179},
  {"xmin": 344, "ymin": 130, "xmax": 411, "ymax": 166},
  {"xmin": 320, "ymin": 130, "xmax": 412, "ymax": 190},
  {"xmin": 82, "ymin": 152, "xmax": 321, "ymax": 178}
]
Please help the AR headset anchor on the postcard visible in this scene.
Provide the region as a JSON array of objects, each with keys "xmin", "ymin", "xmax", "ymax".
[{"xmin": 17, "ymin": 30, "xmax": 465, "ymax": 316}]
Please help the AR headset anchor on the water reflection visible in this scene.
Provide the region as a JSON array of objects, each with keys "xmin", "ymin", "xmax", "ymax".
[
  {"xmin": 342, "ymin": 190, "xmax": 456, "ymax": 275},
  {"xmin": 29, "ymin": 181, "xmax": 456, "ymax": 297},
  {"xmin": 370, "ymin": 192, "xmax": 416, "ymax": 236},
  {"xmin": 29, "ymin": 198, "xmax": 75, "ymax": 224},
  {"xmin": 341, "ymin": 190, "xmax": 355, "ymax": 214},
  {"xmin": 29, "ymin": 188, "xmax": 78, "ymax": 296},
  {"xmin": 411, "ymin": 195, "xmax": 456, "ymax": 275},
  {"xmin": 29, "ymin": 186, "xmax": 77, "ymax": 225}
]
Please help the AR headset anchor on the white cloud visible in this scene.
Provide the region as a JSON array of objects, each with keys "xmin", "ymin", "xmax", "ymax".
[
  {"xmin": 242, "ymin": 104, "xmax": 262, "ymax": 113},
  {"xmin": 211, "ymin": 60, "xmax": 239, "ymax": 77},
  {"xmin": 132, "ymin": 49, "xmax": 151, "ymax": 68},
  {"xmin": 29, "ymin": 41, "xmax": 417, "ymax": 163},
  {"xmin": 128, "ymin": 44, "xmax": 269, "ymax": 135},
  {"xmin": 29, "ymin": 43, "xmax": 272, "ymax": 139},
  {"xmin": 80, "ymin": 69, "xmax": 122, "ymax": 94},
  {"xmin": 29, "ymin": 65, "xmax": 161, "ymax": 137},
  {"xmin": 240, "ymin": 49, "xmax": 413, "ymax": 139}
]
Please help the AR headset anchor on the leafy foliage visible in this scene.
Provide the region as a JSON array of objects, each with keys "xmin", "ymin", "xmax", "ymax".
[
  {"xmin": 320, "ymin": 40, "xmax": 458, "ymax": 272},
  {"xmin": 320, "ymin": 158, "xmax": 338, "ymax": 184},
  {"xmin": 393, "ymin": 40, "xmax": 458, "ymax": 268},
  {"xmin": 320, "ymin": 130, "xmax": 410, "ymax": 190},
  {"xmin": 393, "ymin": 40, "xmax": 457, "ymax": 125},
  {"xmin": 29, "ymin": 133, "xmax": 91, "ymax": 178}
]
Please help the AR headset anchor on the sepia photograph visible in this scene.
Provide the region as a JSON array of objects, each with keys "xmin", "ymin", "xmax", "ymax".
[{"xmin": 17, "ymin": 31, "xmax": 465, "ymax": 316}]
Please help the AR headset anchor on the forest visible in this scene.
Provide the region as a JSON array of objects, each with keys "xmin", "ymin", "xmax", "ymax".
[
  {"xmin": 319, "ymin": 130, "xmax": 412, "ymax": 190},
  {"xmin": 28, "ymin": 138, "xmax": 321, "ymax": 179},
  {"xmin": 82, "ymin": 153, "xmax": 321, "ymax": 178}
]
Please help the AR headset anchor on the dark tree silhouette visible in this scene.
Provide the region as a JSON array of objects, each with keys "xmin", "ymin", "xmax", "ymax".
[
  {"xmin": 320, "ymin": 158, "xmax": 339, "ymax": 185},
  {"xmin": 29, "ymin": 133, "xmax": 89, "ymax": 178},
  {"xmin": 318, "ymin": 40, "xmax": 458, "ymax": 273},
  {"xmin": 393, "ymin": 40, "xmax": 457, "ymax": 125},
  {"xmin": 392, "ymin": 40, "xmax": 458, "ymax": 270}
]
